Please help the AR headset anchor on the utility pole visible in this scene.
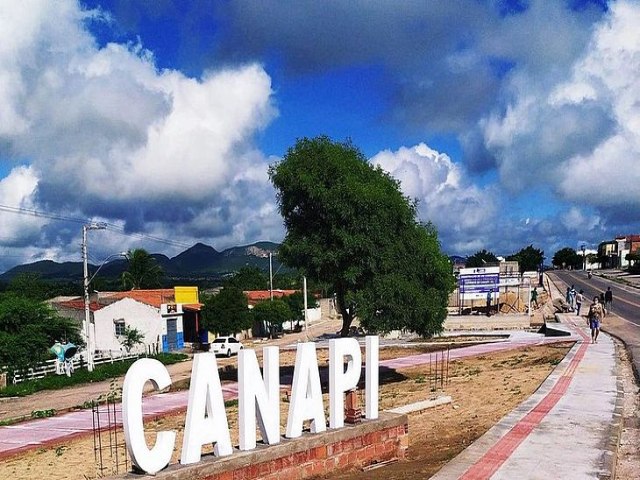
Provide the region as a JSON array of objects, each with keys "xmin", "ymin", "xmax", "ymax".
[
  {"xmin": 269, "ymin": 252, "xmax": 273, "ymax": 301},
  {"xmin": 581, "ymin": 244, "xmax": 586, "ymax": 271},
  {"xmin": 82, "ymin": 222, "xmax": 106, "ymax": 372},
  {"xmin": 303, "ymin": 276, "xmax": 308, "ymax": 334}
]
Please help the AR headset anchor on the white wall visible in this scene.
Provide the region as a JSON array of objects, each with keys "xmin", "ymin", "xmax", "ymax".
[{"xmin": 93, "ymin": 298, "xmax": 162, "ymax": 354}]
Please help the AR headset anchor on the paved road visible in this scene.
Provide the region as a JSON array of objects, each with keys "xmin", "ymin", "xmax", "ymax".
[
  {"xmin": 550, "ymin": 270, "xmax": 640, "ymax": 323},
  {"xmin": 548, "ymin": 270, "xmax": 640, "ymax": 380}
]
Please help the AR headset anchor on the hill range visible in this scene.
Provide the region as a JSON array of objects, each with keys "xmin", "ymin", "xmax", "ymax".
[{"xmin": 0, "ymin": 241, "xmax": 281, "ymax": 282}]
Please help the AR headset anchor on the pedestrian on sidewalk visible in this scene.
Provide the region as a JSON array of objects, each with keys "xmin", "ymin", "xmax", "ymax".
[
  {"xmin": 486, "ymin": 289, "xmax": 493, "ymax": 317},
  {"xmin": 576, "ymin": 289, "xmax": 584, "ymax": 316},
  {"xmin": 531, "ymin": 287, "xmax": 538, "ymax": 308},
  {"xmin": 588, "ymin": 296, "xmax": 605, "ymax": 344},
  {"xmin": 604, "ymin": 287, "xmax": 613, "ymax": 311},
  {"xmin": 569, "ymin": 285, "xmax": 577, "ymax": 312}
]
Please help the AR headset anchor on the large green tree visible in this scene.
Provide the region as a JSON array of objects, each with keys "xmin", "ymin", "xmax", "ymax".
[
  {"xmin": 269, "ymin": 136, "xmax": 454, "ymax": 337},
  {"xmin": 252, "ymin": 299, "xmax": 292, "ymax": 338},
  {"xmin": 201, "ymin": 287, "xmax": 252, "ymax": 336},
  {"xmin": 507, "ymin": 245, "xmax": 544, "ymax": 273},
  {"xmin": 465, "ymin": 249, "xmax": 499, "ymax": 268},
  {"xmin": 552, "ymin": 247, "xmax": 582, "ymax": 269},
  {"xmin": 121, "ymin": 248, "xmax": 163, "ymax": 290},
  {"xmin": 0, "ymin": 294, "xmax": 81, "ymax": 377}
]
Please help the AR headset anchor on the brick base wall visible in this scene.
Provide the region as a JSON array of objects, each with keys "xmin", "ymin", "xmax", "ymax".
[{"xmin": 112, "ymin": 412, "xmax": 408, "ymax": 480}]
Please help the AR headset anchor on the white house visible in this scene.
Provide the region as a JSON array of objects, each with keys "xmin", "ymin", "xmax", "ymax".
[
  {"xmin": 92, "ymin": 297, "xmax": 184, "ymax": 355},
  {"xmin": 55, "ymin": 288, "xmax": 188, "ymax": 356}
]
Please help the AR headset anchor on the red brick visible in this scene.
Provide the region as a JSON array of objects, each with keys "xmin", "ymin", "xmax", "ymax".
[
  {"xmin": 312, "ymin": 445, "xmax": 327, "ymax": 460},
  {"xmin": 293, "ymin": 451, "xmax": 308, "ymax": 463},
  {"xmin": 324, "ymin": 456, "xmax": 337, "ymax": 470},
  {"xmin": 280, "ymin": 453, "xmax": 295, "ymax": 469},
  {"xmin": 335, "ymin": 452, "xmax": 351, "ymax": 469},
  {"xmin": 258, "ymin": 462, "xmax": 271, "ymax": 475},
  {"xmin": 233, "ymin": 468, "xmax": 246, "ymax": 480}
]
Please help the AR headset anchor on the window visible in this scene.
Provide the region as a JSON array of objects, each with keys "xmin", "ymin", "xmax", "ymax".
[{"xmin": 114, "ymin": 319, "xmax": 126, "ymax": 336}]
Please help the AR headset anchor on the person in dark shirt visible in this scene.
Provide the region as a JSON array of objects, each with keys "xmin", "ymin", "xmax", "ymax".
[{"xmin": 604, "ymin": 287, "xmax": 613, "ymax": 311}]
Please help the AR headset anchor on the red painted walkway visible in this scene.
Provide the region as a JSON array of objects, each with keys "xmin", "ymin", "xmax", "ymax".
[{"xmin": 431, "ymin": 316, "xmax": 619, "ymax": 479}]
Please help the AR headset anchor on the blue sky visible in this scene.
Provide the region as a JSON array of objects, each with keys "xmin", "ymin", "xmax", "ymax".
[{"xmin": 0, "ymin": 0, "xmax": 638, "ymax": 272}]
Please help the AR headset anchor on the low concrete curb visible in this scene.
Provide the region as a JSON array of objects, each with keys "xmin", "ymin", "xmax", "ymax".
[{"xmin": 387, "ymin": 395, "xmax": 452, "ymax": 415}]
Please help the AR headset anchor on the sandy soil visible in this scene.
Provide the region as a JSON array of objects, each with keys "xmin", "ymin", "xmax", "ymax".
[{"xmin": 0, "ymin": 342, "xmax": 572, "ymax": 480}]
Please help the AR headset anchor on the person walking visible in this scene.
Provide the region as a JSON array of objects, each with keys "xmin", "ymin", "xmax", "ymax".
[
  {"xmin": 531, "ymin": 287, "xmax": 538, "ymax": 309},
  {"xmin": 604, "ymin": 287, "xmax": 613, "ymax": 311},
  {"xmin": 576, "ymin": 289, "xmax": 584, "ymax": 316},
  {"xmin": 569, "ymin": 285, "xmax": 577, "ymax": 312},
  {"xmin": 588, "ymin": 296, "xmax": 605, "ymax": 344},
  {"xmin": 486, "ymin": 289, "xmax": 493, "ymax": 317}
]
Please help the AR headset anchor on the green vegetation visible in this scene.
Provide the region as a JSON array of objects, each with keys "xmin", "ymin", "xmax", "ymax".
[
  {"xmin": 552, "ymin": 247, "xmax": 583, "ymax": 269},
  {"xmin": 284, "ymin": 291, "xmax": 318, "ymax": 327},
  {"xmin": 0, "ymin": 293, "xmax": 82, "ymax": 377},
  {"xmin": 119, "ymin": 326, "xmax": 145, "ymax": 353},
  {"xmin": 0, "ymin": 352, "xmax": 186, "ymax": 398},
  {"xmin": 223, "ymin": 266, "xmax": 269, "ymax": 291},
  {"xmin": 465, "ymin": 249, "xmax": 499, "ymax": 268},
  {"xmin": 506, "ymin": 245, "xmax": 544, "ymax": 272},
  {"xmin": 269, "ymin": 136, "xmax": 454, "ymax": 337},
  {"xmin": 0, "ymin": 272, "xmax": 82, "ymax": 300},
  {"xmin": 201, "ymin": 287, "xmax": 253, "ymax": 335},
  {"xmin": 121, "ymin": 248, "xmax": 164, "ymax": 290},
  {"xmin": 252, "ymin": 299, "xmax": 292, "ymax": 338}
]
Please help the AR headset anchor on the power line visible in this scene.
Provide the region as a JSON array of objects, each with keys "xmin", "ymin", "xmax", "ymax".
[{"xmin": 0, "ymin": 203, "xmax": 192, "ymax": 250}]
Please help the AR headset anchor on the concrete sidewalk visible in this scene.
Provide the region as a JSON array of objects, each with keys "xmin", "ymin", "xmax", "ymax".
[{"xmin": 431, "ymin": 314, "xmax": 622, "ymax": 480}]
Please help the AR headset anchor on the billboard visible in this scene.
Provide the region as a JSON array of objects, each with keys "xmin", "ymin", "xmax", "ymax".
[{"xmin": 458, "ymin": 267, "xmax": 500, "ymax": 301}]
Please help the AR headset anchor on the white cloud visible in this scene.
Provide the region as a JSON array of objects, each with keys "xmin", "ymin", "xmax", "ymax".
[
  {"xmin": 480, "ymin": 0, "xmax": 640, "ymax": 216},
  {"xmin": 0, "ymin": 1, "xmax": 281, "ymax": 269},
  {"xmin": 0, "ymin": 166, "xmax": 45, "ymax": 243},
  {"xmin": 371, "ymin": 143, "xmax": 497, "ymax": 252}
]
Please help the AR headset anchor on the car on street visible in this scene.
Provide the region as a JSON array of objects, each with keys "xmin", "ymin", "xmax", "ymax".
[{"xmin": 210, "ymin": 336, "xmax": 244, "ymax": 357}]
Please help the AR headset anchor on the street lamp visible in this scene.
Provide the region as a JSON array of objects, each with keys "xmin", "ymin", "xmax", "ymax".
[
  {"xmin": 581, "ymin": 244, "xmax": 586, "ymax": 272},
  {"xmin": 82, "ymin": 222, "xmax": 125, "ymax": 371}
]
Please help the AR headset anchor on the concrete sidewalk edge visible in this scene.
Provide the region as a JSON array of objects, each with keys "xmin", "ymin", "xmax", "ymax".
[{"xmin": 430, "ymin": 337, "xmax": 584, "ymax": 479}]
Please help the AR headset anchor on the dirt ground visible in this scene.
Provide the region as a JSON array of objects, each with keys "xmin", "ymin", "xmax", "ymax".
[{"xmin": 0, "ymin": 342, "xmax": 573, "ymax": 480}]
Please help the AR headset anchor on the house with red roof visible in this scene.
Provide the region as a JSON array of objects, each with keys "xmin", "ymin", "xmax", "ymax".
[{"xmin": 51, "ymin": 287, "xmax": 202, "ymax": 356}]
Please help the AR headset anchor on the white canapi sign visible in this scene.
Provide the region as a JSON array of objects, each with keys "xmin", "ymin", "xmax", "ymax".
[{"xmin": 122, "ymin": 336, "xmax": 380, "ymax": 475}]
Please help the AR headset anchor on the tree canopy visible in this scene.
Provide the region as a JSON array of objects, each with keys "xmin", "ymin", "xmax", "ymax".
[
  {"xmin": 552, "ymin": 247, "xmax": 582, "ymax": 269},
  {"xmin": 201, "ymin": 287, "xmax": 252, "ymax": 336},
  {"xmin": 465, "ymin": 249, "xmax": 499, "ymax": 268},
  {"xmin": 269, "ymin": 135, "xmax": 454, "ymax": 337},
  {"xmin": 506, "ymin": 245, "xmax": 544, "ymax": 273},
  {"xmin": 121, "ymin": 248, "xmax": 164, "ymax": 290},
  {"xmin": 285, "ymin": 291, "xmax": 319, "ymax": 324},
  {"xmin": 0, "ymin": 294, "xmax": 81, "ymax": 377},
  {"xmin": 251, "ymin": 299, "xmax": 292, "ymax": 338},
  {"xmin": 223, "ymin": 266, "xmax": 268, "ymax": 291}
]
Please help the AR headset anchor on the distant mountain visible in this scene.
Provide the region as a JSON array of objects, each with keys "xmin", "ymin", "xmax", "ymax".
[
  {"xmin": 171, "ymin": 243, "xmax": 221, "ymax": 273},
  {"xmin": 0, "ymin": 242, "xmax": 281, "ymax": 282}
]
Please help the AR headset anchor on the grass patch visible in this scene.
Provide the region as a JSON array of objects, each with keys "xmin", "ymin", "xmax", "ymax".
[{"xmin": 0, "ymin": 353, "xmax": 187, "ymax": 398}]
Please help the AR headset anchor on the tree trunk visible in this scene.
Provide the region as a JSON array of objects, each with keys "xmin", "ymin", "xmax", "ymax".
[{"xmin": 336, "ymin": 287, "xmax": 353, "ymax": 337}]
